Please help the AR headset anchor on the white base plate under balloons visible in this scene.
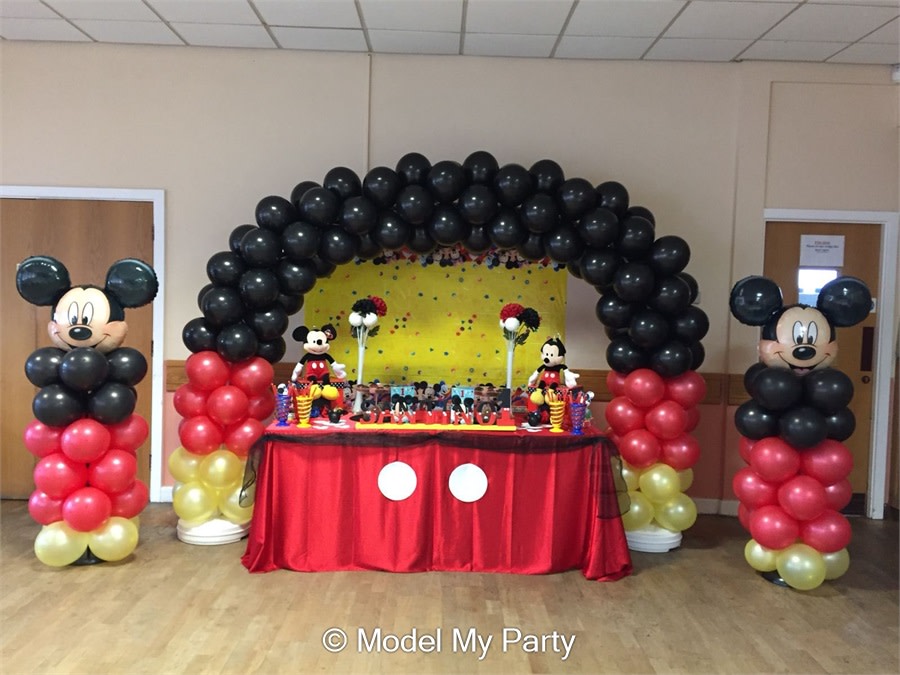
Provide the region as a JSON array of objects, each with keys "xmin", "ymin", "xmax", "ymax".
[
  {"xmin": 625, "ymin": 524, "xmax": 682, "ymax": 553},
  {"xmin": 176, "ymin": 517, "xmax": 250, "ymax": 546}
]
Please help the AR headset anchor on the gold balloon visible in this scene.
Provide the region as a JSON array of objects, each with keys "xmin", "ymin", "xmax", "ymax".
[
  {"xmin": 621, "ymin": 491, "xmax": 654, "ymax": 531},
  {"xmin": 172, "ymin": 480, "xmax": 218, "ymax": 522},
  {"xmin": 34, "ymin": 522, "xmax": 89, "ymax": 567},
  {"xmin": 822, "ymin": 548, "xmax": 850, "ymax": 580},
  {"xmin": 198, "ymin": 449, "xmax": 244, "ymax": 489},
  {"xmin": 654, "ymin": 492, "xmax": 698, "ymax": 532},
  {"xmin": 218, "ymin": 484, "xmax": 254, "ymax": 525},
  {"xmin": 744, "ymin": 538, "xmax": 777, "ymax": 572},
  {"xmin": 168, "ymin": 446, "xmax": 203, "ymax": 483},
  {"xmin": 677, "ymin": 468, "xmax": 694, "ymax": 491},
  {"xmin": 776, "ymin": 543, "xmax": 826, "ymax": 591},
  {"xmin": 639, "ymin": 463, "xmax": 681, "ymax": 503},
  {"xmin": 89, "ymin": 517, "xmax": 139, "ymax": 562},
  {"xmin": 321, "ymin": 385, "xmax": 339, "ymax": 401},
  {"xmin": 621, "ymin": 462, "xmax": 641, "ymax": 492}
]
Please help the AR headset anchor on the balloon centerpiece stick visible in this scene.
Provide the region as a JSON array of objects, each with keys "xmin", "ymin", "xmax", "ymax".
[
  {"xmin": 348, "ymin": 296, "xmax": 387, "ymax": 412},
  {"xmin": 499, "ymin": 303, "xmax": 540, "ymax": 390}
]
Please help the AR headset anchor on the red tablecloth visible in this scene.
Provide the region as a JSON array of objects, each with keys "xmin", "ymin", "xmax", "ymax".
[{"xmin": 241, "ymin": 423, "xmax": 631, "ymax": 581}]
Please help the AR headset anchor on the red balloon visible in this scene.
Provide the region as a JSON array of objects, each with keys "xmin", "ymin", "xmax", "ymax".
[
  {"xmin": 801, "ymin": 509, "xmax": 852, "ymax": 553},
  {"xmin": 733, "ymin": 467, "xmax": 779, "ymax": 509},
  {"xmin": 617, "ymin": 429, "xmax": 661, "ymax": 469},
  {"xmin": 174, "ymin": 384, "xmax": 209, "ymax": 419},
  {"xmin": 738, "ymin": 436, "xmax": 755, "ymax": 464},
  {"xmin": 605, "ymin": 396, "xmax": 646, "ymax": 436},
  {"xmin": 23, "ymin": 419, "xmax": 63, "ymax": 458},
  {"xmin": 606, "ymin": 370, "xmax": 627, "ymax": 398},
  {"xmin": 62, "ymin": 486, "xmax": 112, "ymax": 532},
  {"xmin": 206, "ymin": 385, "xmax": 250, "ymax": 427},
  {"xmin": 749, "ymin": 504, "xmax": 800, "ymax": 551},
  {"xmin": 683, "ymin": 406, "xmax": 700, "ymax": 433},
  {"xmin": 644, "ymin": 401, "xmax": 687, "ymax": 441},
  {"xmin": 28, "ymin": 489, "xmax": 64, "ymax": 525},
  {"xmin": 230, "ymin": 357, "xmax": 275, "ymax": 397},
  {"xmin": 224, "ymin": 418, "xmax": 265, "ymax": 457},
  {"xmin": 109, "ymin": 479, "xmax": 149, "ymax": 519},
  {"xmin": 60, "ymin": 418, "xmax": 111, "ymax": 464},
  {"xmin": 247, "ymin": 392, "xmax": 276, "ymax": 420},
  {"xmin": 178, "ymin": 415, "xmax": 224, "ymax": 455},
  {"xmin": 777, "ymin": 475, "xmax": 828, "ymax": 522},
  {"xmin": 660, "ymin": 433, "xmax": 701, "ymax": 471},
  {"xmin": 623, "ymin": 368, "xmax": 665, "ymax": 408},
  {"xmin": 823, "ymin": 479, "xmax": 853, "ymax": 511},
  {"xmin": 664, "ymin": 370, "xmax": 707, "ymax": 409},
  {"xmin": 33, "ymin": 453, "xmax": 89, "ymax": 500},
  {"xmin": 737, "ymin": 503, "xmax": 753, "ymax": 532},
  {"xmin": 88, "ymin": 449, "xmax": 137, "ymax": 495},
  {"xmin": 108, "ymin": 414, "xmax": 149, "ymax": 452},
  {"xmin": 184, "ymin": 351, "xmax": 230, "ymax": 392},
  {"xmin": 800, "ymin": 439, "xmax": 853, "ymax": 485},
  {"xmin": 749, "ymin": 437, "xmax": 800, "ymax": 483}
]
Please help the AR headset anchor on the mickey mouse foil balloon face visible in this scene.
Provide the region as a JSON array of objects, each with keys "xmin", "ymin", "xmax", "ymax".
[
  {"xmin": 730, "ymin": 275, "xmax": 871, "ymax": 373},
  {"xmin": 16, "ymin": 256, "xmax": 158, "ymax": 353}
]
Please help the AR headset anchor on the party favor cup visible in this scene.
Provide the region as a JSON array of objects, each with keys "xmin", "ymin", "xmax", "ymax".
[
  {"xmin": 570, "ymin": 402, "xmax": 587, "ymax": 435},
  {"xmin": 275, "ymin": 393, "xmax": 291, "ymax": 426},
  {"xmin": 295, "ymin": 395, "xmax": 313, "ymax": 427},
  {"xmin": 548, "ymin": 400, "xmax": 566, "ymax": 433}
]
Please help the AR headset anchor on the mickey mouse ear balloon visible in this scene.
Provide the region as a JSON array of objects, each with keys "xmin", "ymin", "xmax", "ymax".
[{"xmin": 729, "ymin": 276, "xmax": 783, "ymax": 326}]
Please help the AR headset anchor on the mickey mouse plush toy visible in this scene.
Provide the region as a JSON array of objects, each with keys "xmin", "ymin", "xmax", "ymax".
[
  {"xmin": 291, "ymin": 324, "xmax": 346, "ymax": 410},
  {"xmin": 526, "ymin": 336, "xmax": 579, "ymax": 418}
]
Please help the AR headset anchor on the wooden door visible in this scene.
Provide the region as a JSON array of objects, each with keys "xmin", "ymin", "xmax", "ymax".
[
  {"xmin": 1, "ymin": 199, "xmax": 154, "ymax": 498},
  {"xmin": 764, "ymin": 221, "xmax": 880, "ymax": 499}
]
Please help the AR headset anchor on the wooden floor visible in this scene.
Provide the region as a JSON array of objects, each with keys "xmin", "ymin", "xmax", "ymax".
[{"xmin": 1, "ymin": 500, "xmax": 897, "ymax": 675}]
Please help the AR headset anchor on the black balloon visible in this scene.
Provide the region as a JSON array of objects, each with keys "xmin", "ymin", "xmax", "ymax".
[
  {"xmin": 201, "ymin": 287, "xmax": 244, "ymax": 328},
  {"xmin": 373, "ymin": 213, "xmax": 412, "ymax": 250},
  {"xmin": 396, "ymin": 152, "xmax": 431, "ymax": 186},
  {"xmin": 557, "ymin": 178, "xmax": 597, "ymax": 220},
  {"xmin": 362, "ymin": 166, "xmax": 402, "ymax": 208},
  {"xmin": 277, "ymin": 293, "xmax": 304, "ymax": 316},
  {"xmin": 606, "ymin": 337, "xmax": 648, "ymax": 374},
  {"xmin": 595, "ymin": 292, "xmax": 636, "ymax": 329},
  {"xmin": 407, "ymin": 227, "xmax": 438, "ymax": 255},
  {"xmin": 729, "ymin": 276, "xmax": 783, "ymax": 326},
  {"xmin": 323, "ymin": 166, "xmax": 361, "ymax": 201},
  {"xmin": 429, "ymin": 205, "xmax": 470, "ymax": 246},
  {"xmin": 596, "ymin": 181, "xmax": 629, "ymax": 218},
  {"xmin": 689, "ymin": 341, "xmax": 705, "ymax": 370},
  {"xmin": 206, "ymin": 251, "xmax": 246, "ymax": 287},
  {"xmin": 276, "ymin": 260, "xmax": 317, "ymax": 295},
  {"xmin": 671, "ymin": 305, "xmax": 709, "ymax": 343},
  {"xmin": 567, "ymin": 259, "xmax": 583, "ymax": 279},
  {"xmin": 488, "ymin": 208, "xmax": 526, "ymax": 249},
  {"xmin": 25, "ymin": 347, "xmax": 66, "ymax": 387},
  {"xmin": 457, "ymin": 185, "xmax": 498, "ymax": 226},
  {"xmin": 493, "ymin": 164, "xmax": 534, "ymax": 207},
  {"xmin": 465, "ymin": 225, "xmax": 492, "ymax": 253},
  {"xmin": 748, "ymin": 366, "xmax": 803, "ymax": 411},
  {"xmin": 427, "ymin": 160, "xmax": 466, "ymax": 203},
  {"xmin": 628, "ymin": 310, "xmax": 670, "ymax": 350},
  {"xmin": 106, "ymin": 347, "xmax": 147, "ymax": 386},
  {"xmin": 182, "ymin": 317, "xmax": 218, "ymax": 353},
  {"xmin": 339, "ymin": 196, "xmax": 378, "ymax": 235},
  {"xmin": 626, "ymin": 206, "xmax": 655, "ymax": 225},
  {"xmin": 88, "ymin": 382, "xmax": 135, "ymax": 425},
  {"xmin": 779, "ymin": 405, "xmax": 827, "ymax": 449},
  {"xmin": 229, "ymin": 225, "xmax": 256, "ymax": 254},
  {"xmin": 678, "ymin": 272, "xmax": 700, "ymax": 303},
  {"xmin": 649, "ymin": 340, "xmax": 692, "ymax": 378},
  {"xmin": 803, "ymin": 368, "xmax": 854, "ymax": 414},
  {"xmin": 396, "ymin": 185, "xmax": 434, "ymax": 225},
  {"xmin": 544, "ymin": 225, "xmax": 584, "ymax": 264},
  {"xmin": 255, "ymin": 195, "xmax": 297, "ymax": 233},
  {"xmin": 15, "ymin": 256, "xmax": 70, "ymax": 306},
  {"xmin": 281, "ymin": 222, "xmax": 320, "ymax": 261},
  {"xmin": 519, "ymin": 193, "xmax": 559, "ymax": 234},
  {"xmin": 734, "ymin": 400, "xmax": 779, "ymax": 440},
  {"xmin": 197, "ymin": 283, "xmax": 214, "ymax": 309},
  {"xmin": 290, "ymin": 181, "xmax": 320, "ymax": 209},
  {"xmin": 579, "ymin": 249, "xmax": 619, "ymax": 288},
  {"xmin": 256, "ymin": 337, "xmax": 287, "ymax": 363},
  {"xmin": 463, "ymin": 150, "xmax": 499, "ymax": 185},
  {"xmin": 577, "ymin": 207, "xmax": 619, "ymax": 249},
  {"xmin": 239, "ymin": 269, "xmax": 281, "ymax": 309},
  {"xmin": 648, "ymin": 235, "xmax": 690, "ymax": 276},
  {"xmin": 529, "ymin": 159, "xmax": 564, "ymax": 193},
  {"xmin": 613, "ymin": 262, "xmax": 655, "ymax": 303},
  {"xmin": 318, "ymin": 227, "xmax": 359, "ymax": 265},
  {"xmin": 217, "ymin": 323, "xmax": 259, "ymax": 363},
  {"xmin": 743, "ymin": 362, "xmax": 768, "ymax": 393},
  {"xmin": 298, "ymin": 187, "xmax": 340, "ymax": 228},
  {"xmin": 615, "ymin": 216, "xmax": 655, "ymax": 260},
  {"xmin": 648, "ymin": 275, "xmax": 692, "ymax": 316},
  {"xmin": 33, "ymin": 384, "xmax": 85, "ymax": 428},
  {"xmin": 356, "ymin": 232, "xmax": 383, "ymax": 260},
  {"xmin": 312, "ymin": 256, "xmax": 336, "ymax": 278},
  {"xmin": 817, "ymin": 277, "xmax": 872, "ymax": 327},
  {"xmin": 240, "ymin": 229, "xmax": 282, "ymax": 268},
  {"xmin": 246, "ymin": 305, "xmax": 289, "ymax": 341},
  {"xmin": 59, "ymin": 348, "xmax": 109, "ymax": 392},
  {"xmin": 825, "ymin": 407, "xmax": 855, "ymax": 441},
  {"xmin": 516, "ymin": 232, "xmax": 546, "ymax": 261}
]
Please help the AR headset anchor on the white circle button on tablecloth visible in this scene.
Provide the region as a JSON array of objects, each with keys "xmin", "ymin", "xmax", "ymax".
[
  {"xmin": 378, "ymin": 461, "xmax": 418, "ymax": 501},
  {"xmin": 448, "ymin": 463, "xmax": 488, "ymax": 503}
]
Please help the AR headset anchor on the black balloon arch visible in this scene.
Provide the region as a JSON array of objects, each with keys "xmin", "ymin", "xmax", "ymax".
[{"xmin": 183, "ymin": 151, "xmax": 708, "ymax": 375}]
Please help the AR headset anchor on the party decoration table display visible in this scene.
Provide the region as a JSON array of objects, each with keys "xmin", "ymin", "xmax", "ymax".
[
  {"xmin": 500, "ymin": 303, "xmax": 541, "ymax": 389},
  {"xmin": 16, "ymin": 255, "xmax": 158, "ymax": 566},
  {"xmin": 729, "ymin": 275, "xmax": 871, "ymax": 590},
  {"xmin": 348, "ymin": 295, "xmax": 387, "ymax": 412}
]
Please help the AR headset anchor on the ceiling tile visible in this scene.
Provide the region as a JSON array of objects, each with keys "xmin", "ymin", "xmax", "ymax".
[
  {"xmin": 0, "ymin": 0, "xmax": 58, "ymax": 19},
  {"xmin": 43, "ymin": 0, "xmax": 158, "ymax": 21},
  {"xmin": 827, "ymin": 41, "xmax": 900, "ymax": 64},
  {"xmin": 646, "ymin": 37, "xmax": 752, "ymax": 61},
  {"xmin": 367, "ymin": 29, "xmax": 460, "ymax": 54},
  {"xmin": 270, "ymin": 25, "xmax": 366, "ymax": 51},
  {"xmin": 75, "ymin": 18, "xmax": 183, "ymax": 44},
  {"xmin": 360, "ymin": 0, "xmax": 462, "ymax": 32},
  {"xmin": 807, "ymin": 0, "xmax": 899, "ymax": 6},
  {"xmin": 173, "ymin": 22, "xmax": 275, "ymax": 48},
  {"xmin": 765, "ymin": 3, "xmax": 899, "ymax": 42},
  {"xmin": 463, "ymin": 33, "xmax": 557, "ymax": 58},
  {"xmin": 566, "ymin": 0, "xmax": 686, "ymax": 37},
  {"xmin": 0, "ymin": 16, "xmax": 90, "ymax": 40},
  {"xmin": 861, "ymin": 17, "xmax": 899, "ymax": 43},
  {"xmin": 555, "ymin": 35, "xmax": 654, "ymax": 59},
  {"xmin": 740, "ymin": 39, "xmax": 848, "ymax": 61},
  {"xmin": 253, "ymin": 0, "xmax": 360, "ymax": 28},
  {"xmin": 665, "ymin": 1, "xmax": 796, "ymax": 40},
  {"xmin": 148, "ymin": 0, "xmax": 260, "ymax": 25},
  {"xmin": 465, "ymin": 0, "xmax": 572, "ymax": 36}
]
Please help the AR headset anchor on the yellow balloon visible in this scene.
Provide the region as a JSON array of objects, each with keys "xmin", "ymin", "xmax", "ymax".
[
  {"xmin": 655, "ymin": 493, "xmax": 698, "ymax": 532},
  {"xmin": 621, "ymin": 491, "xmax": 654, "ymax": 531},
  {"xmin": 168, "ymin": 446, "xmax": 203, "ymax": 483},
  {"xmin": 530, "ymin": 390, "xmax": 545, "ymax": 405},
  {"xmin": 89, "ymin": 517, "xmax": 139, "ymax": 562},
  {"xmin": 677, "ymin": 468, "xmax": 694, "ymax": 491},
  {"xmin": 822, "ymin": 548, "xmax": 850, "ymax": 580},
  {"xmin": 198, "ymin": 449, "xmax": 244, "ymax": 489},
  {"xmin": 744, "ymin": 538, "xmax": 777, "ymax": 572},
  {"xmin": 173, "ymin": 481, "xmax": 218, "ymax": 522},
  {"xmin": 321, "ymin": 385, "xmax": 339, "ymax": 401},
  {"xmin": 777, "ymin": 543, "xmax": 826, "ymax": 591},
  {"xmin": 218, "ymin": 484, "xmax": 255, "ymax": 525},
  {"xmin": 620, "ymin": 463, "xmax": 641, "ymax": 492},
  {"xmin": 639, "ymin": 463, "xmax": 681, "ymax": 503},
  {"xmin": 34, "ymin": 522, "xmax": 89, "ymax": 567}
]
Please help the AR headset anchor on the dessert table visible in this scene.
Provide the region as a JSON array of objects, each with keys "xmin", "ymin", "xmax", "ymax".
[{"xmin": 240, "ymin": 419, "xmax": 632, "ymax": 581}]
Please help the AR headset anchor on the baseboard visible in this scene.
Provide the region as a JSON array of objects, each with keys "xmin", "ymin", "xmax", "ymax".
[
  {"xmin": 693, "ymin": 498, "xmax": 739, "ymax": 517},
  {"xmin": 156, "ymin": 485, "xmax": 173, "ymax": 503}
]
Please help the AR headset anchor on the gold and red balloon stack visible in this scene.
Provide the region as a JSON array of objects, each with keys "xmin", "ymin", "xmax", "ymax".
[
  {"xmin": 604, "ymin": 367, "xmax": 705, "ymax": 535},
  {"xmin": 169, "ymin": 351, "xmax": 274, "ymax": 526}
]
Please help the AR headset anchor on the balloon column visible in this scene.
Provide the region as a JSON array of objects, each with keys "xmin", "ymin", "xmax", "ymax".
[
  {"xmin": 16, "ymin": 256, "xmax": 158, "ymax": 566},
  {"xmin": 729, "ymin": 275, "xmax": 872, "ymax": 590}
]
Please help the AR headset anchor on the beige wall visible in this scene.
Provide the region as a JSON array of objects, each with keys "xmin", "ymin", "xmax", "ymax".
[{"xmin": 2, "ymin": 42, "xmax": 897, "ymax": 500}]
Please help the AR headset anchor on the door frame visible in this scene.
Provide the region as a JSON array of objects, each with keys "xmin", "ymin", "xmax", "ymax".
[
  {"xmin": 764, "ymin": 208, "xmax": 899, "ymax": 520},
  {"xmin": 0, "ymin": 185, "xmax": 167, "ymax": 502}
]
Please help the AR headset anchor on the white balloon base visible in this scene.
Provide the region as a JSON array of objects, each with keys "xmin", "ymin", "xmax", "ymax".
[
  {"xmin": 625, "ymin": 524, "xmax": 682, "ymax": 553},
  {"xmin": 176, "ymin": 517, "xmax": 250, "ymax": 546}
]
